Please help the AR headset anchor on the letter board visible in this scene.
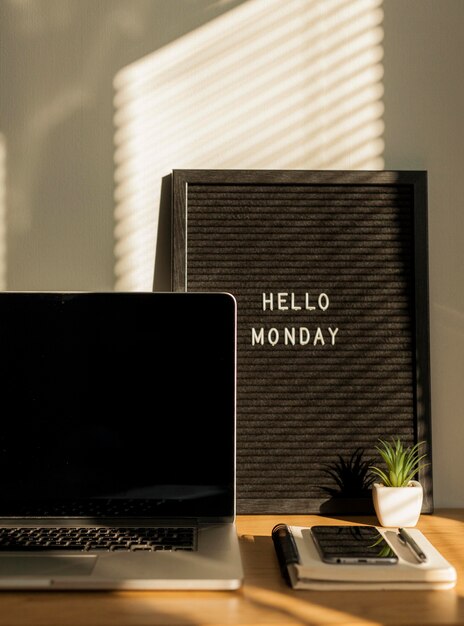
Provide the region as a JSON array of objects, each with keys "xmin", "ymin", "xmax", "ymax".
[{"xmin": 171, "ymin": 169, "xmax": 432, "ymax": 514}]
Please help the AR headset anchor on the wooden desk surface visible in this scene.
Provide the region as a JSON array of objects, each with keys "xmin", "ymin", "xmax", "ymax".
[{"xmin": 0, "ymin": 510, "xmax": 463, "ymax": 626}]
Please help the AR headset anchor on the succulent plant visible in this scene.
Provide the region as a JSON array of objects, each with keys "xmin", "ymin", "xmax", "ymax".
[{"xmin": 369, "ymin": 437, "xmax": 429, "ymax": 488}]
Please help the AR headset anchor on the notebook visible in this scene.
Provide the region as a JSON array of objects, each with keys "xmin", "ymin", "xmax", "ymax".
[
  {"xmin": 0, "ymin": 291, "xmax": 243, "ymax": 590},
  {"xmin": 272, "ymin": 524, "xmax": 457, "ymax": 590}
]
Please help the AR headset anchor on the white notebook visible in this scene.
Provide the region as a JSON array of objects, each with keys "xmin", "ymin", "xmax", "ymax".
[{"xmin": 273, "ymin": 525, "xmax": 457, "ymax": 591}]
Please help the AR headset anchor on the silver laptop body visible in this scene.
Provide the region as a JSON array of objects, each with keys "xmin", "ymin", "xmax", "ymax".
[{"xmin": 0, "ymin": 291, "xmax": 243, "ymax": 590}]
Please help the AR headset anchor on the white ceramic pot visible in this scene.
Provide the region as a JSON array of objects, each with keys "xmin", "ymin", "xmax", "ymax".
[{"xmin": 372, "ymin": 480, "xmax": 423, "ymax": 527}]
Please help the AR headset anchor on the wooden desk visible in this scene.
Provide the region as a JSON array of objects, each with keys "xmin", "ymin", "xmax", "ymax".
[{"xmin": 0, "ymin": 510, "xmax": 463, "ymax": 626}]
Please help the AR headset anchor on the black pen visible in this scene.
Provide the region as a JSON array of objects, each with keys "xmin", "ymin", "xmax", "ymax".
[{"xmin": 398, "ymin": 528, "xmax": 428, "ymax": 562}]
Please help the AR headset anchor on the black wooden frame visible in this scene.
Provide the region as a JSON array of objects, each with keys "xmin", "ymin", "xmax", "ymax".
[{"xmin": 171, "ymin": 169, "xmax": 432, "ymax": 514}]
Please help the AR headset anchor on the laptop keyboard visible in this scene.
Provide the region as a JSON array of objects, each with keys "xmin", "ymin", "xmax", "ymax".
[{"xmin": 0, "ymin": 527, "xmax": 196, "ymax": 552}]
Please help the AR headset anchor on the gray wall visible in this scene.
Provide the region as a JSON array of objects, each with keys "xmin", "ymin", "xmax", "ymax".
[
  {"xmin": 383, "ymin": 0, "xmax": 464, "ymax": 508},
  {"xmin": 1, "ymin": 0, "xmax": 463, "ymax": 506},
  {"xmin": 0, "ymin": 0, "xmax": 246, "ymax": 290}
]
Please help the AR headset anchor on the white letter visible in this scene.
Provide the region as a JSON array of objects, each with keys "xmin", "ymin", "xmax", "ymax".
[
  {"xmin": 318, "ymin": 293, "xmax": 329, "ymax": 311},
  {"xmin": 313, "ymin": 327, "xmax": 325, "ymax": 345},
  {"xmin": 290, "ymin": 293, "xmax": 301, "ymax": 310},
  {"xmin": 268, "ymin": 328, "xmax": 279, "ymax": 346},
  {"xmin": 262, "ymin": 293, "xmax": 273, "ymax": 311},
  {"xmin": 299, "ymin": 327, "xmax": 310, "ymax": 345},
  {"xmin": 277, "ymin": 293, "xmax": 288, "ymax": 310},
  {"xmin": 252, "ymin": 328, "xmax": 264, "ymax": 345},
  {"xmin": 284, "ymin": 327, "xmax": 296, "ymax": 345},
  {"xmin": 305, "ymin": 293, "xmax": 316, "ymax": 311},
  {"xmin": 328, "ymin": 327, "xmax": 339, "ymax": 345}
]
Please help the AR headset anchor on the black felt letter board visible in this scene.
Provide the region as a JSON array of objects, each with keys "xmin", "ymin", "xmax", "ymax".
[{"xmin": 172, "ymin": 169, "xmax": 432, "ymax": 514}]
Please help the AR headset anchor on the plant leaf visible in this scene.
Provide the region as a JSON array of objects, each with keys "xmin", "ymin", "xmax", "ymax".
[{"xmin": 370, "ymin": 437, "xmax": 429, "ymax": 487}]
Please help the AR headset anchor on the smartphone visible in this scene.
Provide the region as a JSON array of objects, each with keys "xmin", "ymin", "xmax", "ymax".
[{"xmin": 310, "ymin": 525, "xmax": 398, "ymax": 565}]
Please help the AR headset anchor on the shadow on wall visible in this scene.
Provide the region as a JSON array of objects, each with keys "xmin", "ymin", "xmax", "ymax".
[
  {"xmin": 0, "ymin": 0, "xmax": 385, "ymax": 292},
  {"xmin": 113, "ymin": 0, "xmax": 385, "ymax": 292},
  {"xmin": 0, "ymin": 0, "xmax": 245, "ymax": 291}
]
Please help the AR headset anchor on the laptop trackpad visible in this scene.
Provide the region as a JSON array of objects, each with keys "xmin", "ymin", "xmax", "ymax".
[{"xmin": 0, "ymin": 555, "xmax": 97, "ymax": 576}]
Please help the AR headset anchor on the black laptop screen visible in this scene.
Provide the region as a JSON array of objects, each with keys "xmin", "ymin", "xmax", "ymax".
[{"xmin": 0, "ymin": 292, "xmax": 236, "ymax": 520}]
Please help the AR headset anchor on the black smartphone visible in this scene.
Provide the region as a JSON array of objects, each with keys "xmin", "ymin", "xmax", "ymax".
[{"xmin": 310, "ymin": 525, "xmax": 398, "ymax": 565}]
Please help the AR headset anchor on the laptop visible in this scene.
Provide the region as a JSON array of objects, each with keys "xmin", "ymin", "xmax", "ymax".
[{"xmin": 0, "ymin": 291, "xmax": 243, "ymax": 590}]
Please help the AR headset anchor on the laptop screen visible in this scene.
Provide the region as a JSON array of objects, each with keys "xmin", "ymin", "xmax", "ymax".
[{"xmin": 0, "ymin": 292, "xmax": 236, "ymax": 520}]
